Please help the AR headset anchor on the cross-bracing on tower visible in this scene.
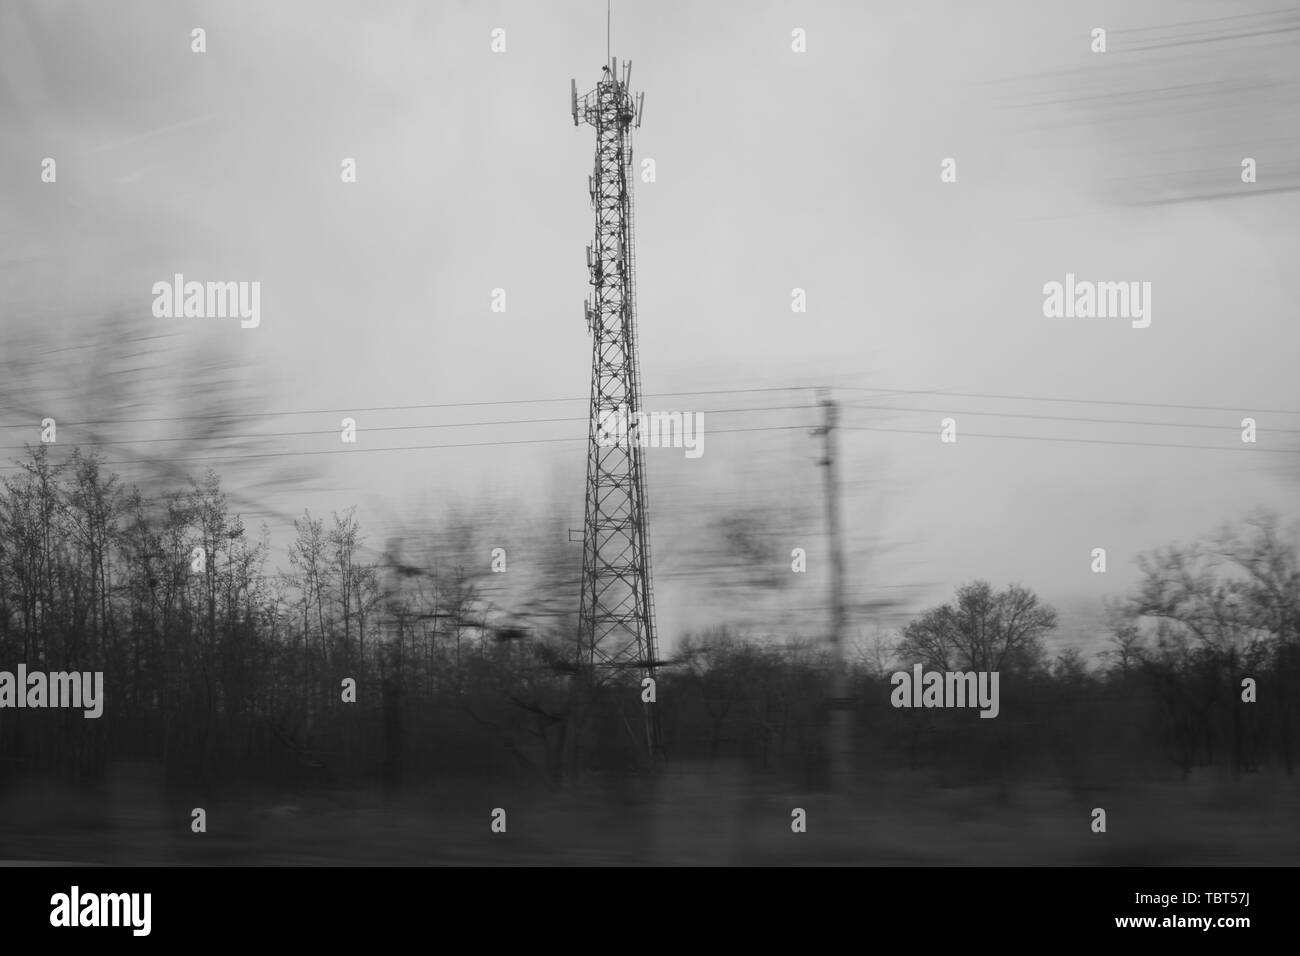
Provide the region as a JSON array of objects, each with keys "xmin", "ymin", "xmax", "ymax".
[{"xmin": 571, "ymin": 58, "xmax": 660, "ymax": 757}]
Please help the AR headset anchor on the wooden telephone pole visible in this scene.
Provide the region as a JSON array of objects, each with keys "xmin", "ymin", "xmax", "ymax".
[{"xmin": 813, "ymin": 391, "xmax": 851, "ymax": 791}]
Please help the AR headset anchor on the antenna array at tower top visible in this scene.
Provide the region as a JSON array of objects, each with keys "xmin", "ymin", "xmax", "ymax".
[{"xmin": 571, "ymin": 58, "xmax": 644, "ymax": 130}]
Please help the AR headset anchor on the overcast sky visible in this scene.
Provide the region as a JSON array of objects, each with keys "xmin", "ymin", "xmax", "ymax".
[{"xmin": 2, "ymin": 0, "xmax": 1298, "ymax": 652}]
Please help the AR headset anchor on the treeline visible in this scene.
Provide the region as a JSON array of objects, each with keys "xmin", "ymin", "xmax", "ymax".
[
  {"xmin": 669, "ymin": 520, "xmax": 1300, "ymax": 790},
  {"xmin": 0, "ymin": 444, "xmax": 1296, "ymax": 798}
]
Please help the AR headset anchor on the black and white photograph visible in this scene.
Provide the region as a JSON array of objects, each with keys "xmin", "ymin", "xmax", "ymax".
[{"xmin": 0, "ymin": 0, "xmax": 1294, "ymax": 939}]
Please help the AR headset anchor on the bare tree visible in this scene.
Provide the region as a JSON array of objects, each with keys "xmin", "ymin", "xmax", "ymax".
[{"xmin": 895, "ymin": 580, "xmax": 1056, "ymax": 675}]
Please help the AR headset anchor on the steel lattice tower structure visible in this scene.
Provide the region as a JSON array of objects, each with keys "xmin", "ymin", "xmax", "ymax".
[{"xmin": 570, "ymin": 58, "xmax": 660, "ymax": 756}]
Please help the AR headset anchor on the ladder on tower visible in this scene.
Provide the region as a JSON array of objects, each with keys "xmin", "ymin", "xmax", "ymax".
[{"xmin": 621, "ymin": 137, "xmax": 658, "ymax": 674}]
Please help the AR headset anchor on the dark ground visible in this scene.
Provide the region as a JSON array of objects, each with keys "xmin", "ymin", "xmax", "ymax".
[{"xmin": 1, "ymin": 761, "xmax": 1296, "ymax": 865}]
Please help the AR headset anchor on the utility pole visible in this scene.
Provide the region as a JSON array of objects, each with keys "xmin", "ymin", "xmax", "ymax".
[{"xmin": 813, "ymin": 391, "xmax": 850, "ymax": 791}]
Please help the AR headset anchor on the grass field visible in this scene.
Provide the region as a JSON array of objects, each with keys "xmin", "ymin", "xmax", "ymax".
[{"xmin": 2, "ymin": 761, "xmax": 1296, "ymax": 865}]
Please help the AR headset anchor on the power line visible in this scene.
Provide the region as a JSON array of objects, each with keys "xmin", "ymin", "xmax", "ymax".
[
  {"xmin": 842, "ymin": 402, "xmax": 1300, "ymax": 435},
  {"xmin": 5, "ymin": 410, "xmax": 1291, "ymax": 476},
  {"xmin": 0, "ymin": 384, "xmax": 822, "ymax": 430},
  {"xmin": 0, "ymin": 403, "xmax": 814, "ymax": 453},
  {"xmin": 841, "ymin": 424, "xmax": 1300, "ymax": 454},
  {"xmin": 1112, "ymin": 8, "xmax": 1300, "ymax": 34},
  {"xmin": 5, "ymin": 381, "xmax": 1296, "ymax": 430},
  {"xmin": 837, "ymin": 386, "xmax": 1300, "ymax": 416},
  {"xmin": 0, "ymin": 423, "xmax": 815, "ymax": 473},
  {"xmin": 1122, "ymin": 25, "xmax": 1300, "ymax": 53}
]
